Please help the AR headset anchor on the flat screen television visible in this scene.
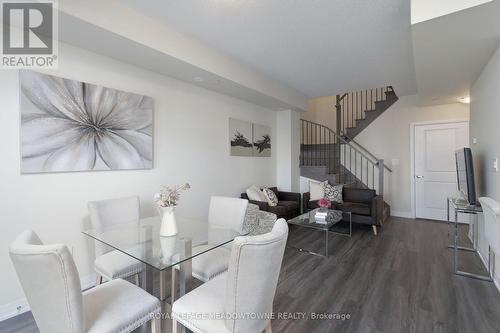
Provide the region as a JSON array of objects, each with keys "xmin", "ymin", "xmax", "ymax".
[{"xmin": 455, "ymin": 148, "xmax": 477, "ymax": 205}]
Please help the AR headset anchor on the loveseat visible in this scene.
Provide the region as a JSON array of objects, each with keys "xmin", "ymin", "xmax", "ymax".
[
  {"xmin": 303, "ymin": 187, "xmax": 384, "ymax": 235},
  {"xmin": 241, "ymin": 187, "xmax": 300, "ymax": 220}
]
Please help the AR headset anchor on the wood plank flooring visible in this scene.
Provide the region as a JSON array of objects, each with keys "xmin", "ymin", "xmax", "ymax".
[{"xmin": 2, "ymin": 217, "xmax": 500, "ymax": 332}]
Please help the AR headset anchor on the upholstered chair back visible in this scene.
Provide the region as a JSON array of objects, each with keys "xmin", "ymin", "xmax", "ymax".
[
  {"xmin": 9, "ymin": 230, "xmax": 84, "ymax": 333},
  {"xmin": 88, "ymin": 196, "xmax": 140, "ymax": 256},
  {"xmin": 208, "ymin": 196, "xmax": 249, "ymax": 233},
  {"xmin": 224, "ymin": 219, "xmax": 288, "ymax": 333}
]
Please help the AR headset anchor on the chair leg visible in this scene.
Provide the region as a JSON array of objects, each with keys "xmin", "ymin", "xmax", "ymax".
[
  {"xmin": 265, "ymin": 321, "xmax": 272, "ymax": 333},
  {"xmin": 95, "ymin": 274, "xmax": 103, "ymax": 285},
  {"xmin": 372, "ymin": 225, "xmax": 378, "ymax": 236},
  {"xmin": 151, "ymin": 317, "xmax": 161, "ymax": 333}
]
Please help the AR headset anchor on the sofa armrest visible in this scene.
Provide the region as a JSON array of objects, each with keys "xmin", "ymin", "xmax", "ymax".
[
  {"xmin": 371, "ymin": 195, "xmax": 384, "ymax": 225},
  {"xmin": 249, "ymin": 199, "xmax": 269, "ymax": 211},
  {"xmin": 303, "ymin": 192, "xmax": 311, "ymax": 213}
]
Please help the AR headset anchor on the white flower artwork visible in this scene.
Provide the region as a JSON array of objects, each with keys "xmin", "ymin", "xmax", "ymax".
[{"xmin": 20, "ymin": 71, "xmax": 153, "ymax": 173}]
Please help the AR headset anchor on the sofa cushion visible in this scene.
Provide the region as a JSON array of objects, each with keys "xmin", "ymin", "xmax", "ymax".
[
  {"xmin": 278, "ymin": 200, "xmax": 299, "ymax": 210},
  {"xmin": 246, "ymin": 185, "xmax": 267, "ymax": 202},
  {"xmin": 337, "ymin": 202, "xmax": 371, "ymax": 216},
  {"xmin": 262, "ymin": 187, "xmax": 279, "ymax": 206},
  {"xmin": 343, "ymin": 187, "xmax": 376, "ymax": 203}
]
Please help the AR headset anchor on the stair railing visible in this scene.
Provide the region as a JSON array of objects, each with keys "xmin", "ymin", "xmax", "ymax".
[
  {"xmin": 300, "ymin": 119, "xmax": 390, "ymax": 196},
  {"xmin": 336, "ymin": 86, "xmax": 394, "ymax": 135}
]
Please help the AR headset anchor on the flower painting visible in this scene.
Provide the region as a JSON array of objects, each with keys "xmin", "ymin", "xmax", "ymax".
[{"xmin": 19, "ymin": 71, "xmax": 153, "ymax": 173}]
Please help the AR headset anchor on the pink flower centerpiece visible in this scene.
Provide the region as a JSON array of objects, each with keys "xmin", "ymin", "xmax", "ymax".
[{"xmin": 318, "ymin": 198, "xmax": 332, "ymax": 209}]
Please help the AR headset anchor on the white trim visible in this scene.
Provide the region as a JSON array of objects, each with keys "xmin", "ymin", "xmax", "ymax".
[
  {"xmin": 477, "ymin": 250, "xmax": 500, "ymax": 294},
  {"xmin": 409, "ymin": 118, "xmax": 470, "ymax": 220},
  {"xmin": 0, "ymin": 273, "xmax": 96, "ymax": 322},
  {"xmin": 391, "ymin": 211, "xmax": 413, "ymax": 219}
]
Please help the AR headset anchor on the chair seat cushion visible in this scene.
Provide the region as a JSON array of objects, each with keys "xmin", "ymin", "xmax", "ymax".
[
  {"xmin": 174, "ymin": 244, "xmax": 231, "ymax": 282},
  {"xmin": 94, "ymin": 250, "xmax": 144, "ymax": 280},
  {"xmin": 172, "ymin": 273, "xmax": 230, "ymax": 333},
  {"xmin": 83, "ymin": 279, "xmax": 160, "ymax": 333},
  {"xmin": 337, "ymin": 202, "xmax": 371, "ymax": 216}
]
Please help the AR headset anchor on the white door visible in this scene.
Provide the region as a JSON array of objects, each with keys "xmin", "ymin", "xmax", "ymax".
[{"xmin": 415, "ymin": 121, "xmax": 469, "ymax": 221}]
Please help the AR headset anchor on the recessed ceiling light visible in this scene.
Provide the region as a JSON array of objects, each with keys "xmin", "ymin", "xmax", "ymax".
[
  {"xmin": 193, "ymin": 76, "xmax": 204, "ymax": 82},
  {"xmin": 458, "ymin": 97, "xmax": 470, "ymax": 104}
]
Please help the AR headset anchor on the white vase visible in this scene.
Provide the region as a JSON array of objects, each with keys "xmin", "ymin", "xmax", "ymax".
[{"xmin": 158, "ymin": 206, "xmax": 178, "ymax": 237}]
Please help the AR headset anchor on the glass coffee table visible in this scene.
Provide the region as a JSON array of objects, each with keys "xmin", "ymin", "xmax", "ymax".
[{"xmin": 287, "ymin": 208, "xmax": 352, "ymax": 258}]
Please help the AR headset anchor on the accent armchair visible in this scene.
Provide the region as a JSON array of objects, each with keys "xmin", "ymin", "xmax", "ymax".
[
  {"xmin": 172, "ymin": 219, "xmax": 289, "ymax": 333},
  {"xmin": 9, "ymin": 230, "xmax": 161, "ymax": 333},
  {"xmin": 241, "ymin": 186, "xmax": 300, "ymax": 220}
]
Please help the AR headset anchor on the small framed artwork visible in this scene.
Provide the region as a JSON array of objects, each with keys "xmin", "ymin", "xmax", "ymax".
[
  {"xmin": 229, "ymin": 118, "xmax": 253, "ymax": 156},
  {"xmin": 252, "ymin": 124, "xmax": 271, "ymax": 157}
]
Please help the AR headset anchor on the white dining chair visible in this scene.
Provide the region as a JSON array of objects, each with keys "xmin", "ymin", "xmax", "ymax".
[
  {"xmin": 9, "ymin": 230, "xmax": 161, "ymax": 333},
  {"xmin": 173, "ymin": 196, "xmax": 249, "ymax": 287},
  {"xmin": 172, "ymin": 219, "xmax": 288, "ymax": 333},
  {"xmin": 88, "ymin": 196, "xmax": 145, "ymax": 285}
]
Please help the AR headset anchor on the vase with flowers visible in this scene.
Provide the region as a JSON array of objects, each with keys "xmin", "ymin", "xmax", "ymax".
[
  {"xmin": 318, "ymin": 198, "xmax": 332, "ymax": 209},
  {"xmin": 154, "ymin": 183, "xmax": 190, "ymax": 237}
]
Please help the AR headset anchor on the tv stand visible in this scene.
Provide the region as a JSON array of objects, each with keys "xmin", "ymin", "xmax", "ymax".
[{"xmin": 446, "ymin": 197, "xmax": 493, "ymax": 281}]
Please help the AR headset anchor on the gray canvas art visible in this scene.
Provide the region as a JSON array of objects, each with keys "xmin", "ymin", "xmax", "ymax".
[
  {"xmin": 20, "ymin": 70, "xmax": 153, "ymax": 173},
  {"xmin": 252, "ymin": 124, "xmax": 271, "ymax": 157},
  {"xmin": 229, "ymin": 118, "xmax": 253, "ymax": 156}
]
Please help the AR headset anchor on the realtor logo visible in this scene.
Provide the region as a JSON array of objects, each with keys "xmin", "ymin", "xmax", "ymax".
[{"xmin": 1, "ymin": 1, "xmax": 58, "ymax": 68}]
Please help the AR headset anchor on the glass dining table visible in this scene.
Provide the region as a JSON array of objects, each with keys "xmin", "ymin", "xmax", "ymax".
[{"xmin": 82, "ymin": 215, "xmax": 246, "ymax": 303}]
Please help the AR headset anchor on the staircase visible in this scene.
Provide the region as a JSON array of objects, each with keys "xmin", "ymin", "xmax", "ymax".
[
  {"xmin": 300, "ymin": 86, "xmax": 398, "ymax": 220},
  {"xmin": 336, "ymin": 86, "xmax": 398, "ymax": 141}
]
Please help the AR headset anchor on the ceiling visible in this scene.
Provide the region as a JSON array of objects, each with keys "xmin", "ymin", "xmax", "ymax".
[
  {"xmin": 412, "ymin": 0, "xmax": 500, "ymax": 105},
  {"xmin": 117, "ymin": 0, "xmax": 500, "ymax": 105},
  {"xmin": 121, "ymin": 0, "xmax": 417, "ymax": 98}
]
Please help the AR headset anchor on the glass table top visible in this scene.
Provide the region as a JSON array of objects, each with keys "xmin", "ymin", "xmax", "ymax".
[
  {"xmin": 287, "ymin": 208, "xmax": 350, "ymax": 230},
  {"xmin": 82, "ymin": 216, "xmax": 246, "ymax": 271}
]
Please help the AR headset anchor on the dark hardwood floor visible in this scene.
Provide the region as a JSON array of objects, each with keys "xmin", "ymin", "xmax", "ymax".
[{"xmin": 2, "ymin": 217, "xmax": 500, "ymax": 332}]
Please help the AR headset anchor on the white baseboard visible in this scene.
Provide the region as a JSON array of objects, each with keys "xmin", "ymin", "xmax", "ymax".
[
  {"xmin": 477, "ymin": 250, "xmax": 500, "ymax": 294},
  {"xmin": 0, "ymin": 273, "xmax": 96, "ymax": 322},
  {"xmin": 391, "ymin": 211, "xmax": 413, "ymax": 219}
]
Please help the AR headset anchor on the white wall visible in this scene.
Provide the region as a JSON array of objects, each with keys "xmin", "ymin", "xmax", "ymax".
[
  {"xmin": 470, "ymin": 43, "xmax": 500, "ymax": 288},
  {"xmin": 276, "ymin": 110, "xmax": 300, "ymax": 192},
  {"xmin": 354, "ymin": 96, "xmax": 470, "ymax": 217},
  {"xmin": 411, "ymin": 0, "xmax": 492, "ymax": 24},
  {"xmin": 0, "ymin": 42, "xmax": 280, "ymax": 315}
]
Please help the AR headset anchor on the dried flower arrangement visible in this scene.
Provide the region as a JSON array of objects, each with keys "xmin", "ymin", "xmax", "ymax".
[{"xmin": 154, "ymin": 183, "xmax": 191, "ymax": 207}]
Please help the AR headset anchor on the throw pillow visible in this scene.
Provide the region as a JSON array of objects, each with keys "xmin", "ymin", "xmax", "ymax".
[
  {"xmin": 309, "ymin": 180, "xmax": 327, "ymax": 201},
  {"xmin": 262, "ymin": 187, "xmax": 279, "ymax": 206},
  {"xmin": 323, "ymin": 183, "xmax": 343, "ymax": 203},
  {"xmin": 246, "ymin": 185, "xmax": 267, "ymax": 202}
]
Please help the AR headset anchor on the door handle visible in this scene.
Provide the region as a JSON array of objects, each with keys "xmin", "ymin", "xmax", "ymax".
[{"xmin": 415, "ymin": 175, "xmax": 424, "ymax": 179}]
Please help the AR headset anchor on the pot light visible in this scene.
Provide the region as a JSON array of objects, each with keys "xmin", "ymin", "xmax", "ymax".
[{"xmin": 458, "ymin": 97, "xmax": 470, "ymax": 104}]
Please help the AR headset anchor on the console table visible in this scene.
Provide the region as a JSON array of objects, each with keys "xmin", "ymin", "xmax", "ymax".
[{"xmin": 447, "ymin": 197, "xmax": 492, "ymax": 281}]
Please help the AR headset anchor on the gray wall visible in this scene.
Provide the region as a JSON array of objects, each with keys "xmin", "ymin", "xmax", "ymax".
[
  {"xmin": 470, "ymin": 43, "xmax": 500, "ymax": 201},
  {"xmin": 470, "ymin": 43, "xmax": 500, "ymax": 288}
]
